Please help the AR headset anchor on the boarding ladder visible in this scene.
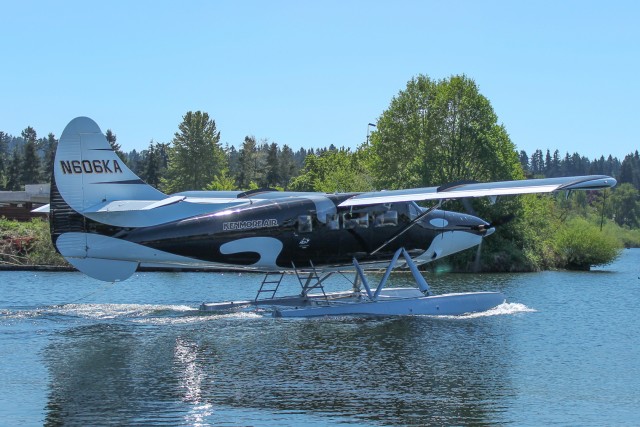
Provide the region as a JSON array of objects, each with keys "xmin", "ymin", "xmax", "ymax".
[
  {"xmin": 292, "ymin": 261, "xmax": 329, "ymax": 305},
  {"xmin": 255, "ymin": 271, "xmax": 285, "ymax": 301}
]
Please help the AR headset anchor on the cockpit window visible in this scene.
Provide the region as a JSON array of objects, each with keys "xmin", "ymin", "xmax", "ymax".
[{"xmin": 408, "ymin": 202, "xmax": 421, "ymax": 221}]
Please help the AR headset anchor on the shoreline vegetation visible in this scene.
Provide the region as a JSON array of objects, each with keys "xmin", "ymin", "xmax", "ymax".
[{"xmin": 1, "ymin": 216, "xmax": 637, "ymax": 274}]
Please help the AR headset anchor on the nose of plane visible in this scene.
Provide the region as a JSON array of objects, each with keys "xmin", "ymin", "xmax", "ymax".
[{"xmin": 425, "ymin": 210, "xmax": 494, "ymax": 236}]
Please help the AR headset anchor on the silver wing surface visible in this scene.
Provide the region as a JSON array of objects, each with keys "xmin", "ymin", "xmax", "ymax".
[{"xmin": 338, "ymin": 175, "xmax": 617, "ymax": 207}]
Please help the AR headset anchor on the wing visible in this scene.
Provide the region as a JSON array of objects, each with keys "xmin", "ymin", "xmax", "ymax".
[{"xmin": 338, "ymin": 175, "xmax": 617, "ymax": 207}]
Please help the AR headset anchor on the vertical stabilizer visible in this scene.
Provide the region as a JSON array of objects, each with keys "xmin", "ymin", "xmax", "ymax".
[{"xmin": 53, "ymin": 116, "xmax": 164, "ymax": 213}]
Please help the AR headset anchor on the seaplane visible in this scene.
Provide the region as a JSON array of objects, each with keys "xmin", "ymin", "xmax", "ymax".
[{"xmin": 45, "ymin": 117, "xmax": 617, "ymax": 317}]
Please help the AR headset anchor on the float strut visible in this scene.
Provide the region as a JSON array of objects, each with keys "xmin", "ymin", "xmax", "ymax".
[
  {"xmin": 352, "ymin": 247, "xmax": 430, "ymax": 301},
  {"xmin": 401, "ymin": 249, "xmax": 431, "ymax": 295}
]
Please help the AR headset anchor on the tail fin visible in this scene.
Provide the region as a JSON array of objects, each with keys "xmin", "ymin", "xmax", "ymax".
[
  {"xmin": 50, "ymin": 117, "xmax": 164, "ymax": 281},
  {"xmin": 52, "ymin": 117, "xmax": 163, "ymax": 214}
]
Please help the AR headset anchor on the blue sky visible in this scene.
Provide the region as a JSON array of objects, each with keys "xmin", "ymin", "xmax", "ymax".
[{"xmin": 2, "ymin": 1, "xmax": 638, "ymax": 159}]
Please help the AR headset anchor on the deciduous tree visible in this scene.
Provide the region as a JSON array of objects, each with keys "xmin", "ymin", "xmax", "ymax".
[{"xmin": 369, "ymin": 74, "xmax": 523, "ymax": 189}]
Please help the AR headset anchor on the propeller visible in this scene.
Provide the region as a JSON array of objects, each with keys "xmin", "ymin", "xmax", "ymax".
[
  {"xmin": 473, "ymin": 240, "xmax": 484, "ymax": 273},
  {"xmin": 459, "ymin": 198, "xmax": 516, "ymax": 272},
  {"xmin": 472, "ymin": 213, "xmax": 515, "ymax": 272}
]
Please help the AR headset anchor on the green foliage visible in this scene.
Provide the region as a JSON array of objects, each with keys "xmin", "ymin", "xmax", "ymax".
[
  {"xmin": 139, "ymin": 141, "xmax": 168, "ymax": 188},
  {"xmin": 289, "ymin": 148, "xmax": 374, "ymax": 193},
  {"xmin": 237, "ymin": 136, "xmax": 260, "ymax": 189},
  {"xmin": 367, "ymin": 75, "xmax": 435, "ymax": 189},
  {"xmin": 278, "ymin": 145, "xmax": 297, "ymax": 189},
  {"xmin": 609, "ymin": 183, "xmax": 640, "ymax": 228},
  {"xmin": 517, "ymin": 195, "xmax": 563, "ymax": 270},
  {"xmin": 601, "ymin": 221, "xmax": 640, "ymax": 248},
  {"xmin": 369, "ymin": 74, "xmax": 524, "ymax": 189},
  {"xmin": 368, "ymin": 74, "xmax": 533, "ymax": 271},
  {"xmin": 162, "ymin": 111, "xmax": 225, "ymax": 193},
  {"xmin": 41, "ymin": 133, "xmax": 58, "ymax": 181},
  {"xmin": 0, "ymin": 131, "xmax": 8, "ymax": 186},
  {"xmin": 553, "ymin": 217, "xmax": 621, "ymax": 270},
  {"xmin": 264, "ymin": 142, "xmax": 280, "ymax": 187},
  {"xmin": 21, "ymin": 127, "xmax": 41, "ymax": 185},
  {"xmin": 105, "ymin": 129, "xmax": 127, "ymax": 163},
  {"xmin": 207, "ymin": 168, "xmax": 237, "ymax": 191},
  {"xmin": 5, "ymin": 149, "xmax": 21, "ymax": 190},
  {"xmin": 0, "ymin": 218, "xmax": 67, "ymax": 266}
]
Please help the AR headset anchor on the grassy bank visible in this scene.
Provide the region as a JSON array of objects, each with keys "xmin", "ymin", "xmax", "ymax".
[{"xmin": 0, "ymin": 218, "xmax": 68, "ymax": 267}]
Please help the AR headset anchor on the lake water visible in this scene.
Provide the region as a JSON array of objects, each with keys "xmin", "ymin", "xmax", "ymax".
[{"xmin": 1, "ymin": 249, "xmax": 639, "ymax": 426}]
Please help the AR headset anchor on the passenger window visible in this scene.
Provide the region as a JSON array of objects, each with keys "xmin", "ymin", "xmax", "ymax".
[
  {"xmin": 298, "ymin": 215, "xmax": 312, "ymax": 233},
  {"xmin": 356, "ymin": 213, "xmax": 369, "ymax": 228},
  {"xmin": 343, "ymin": 212, "xmax": 368, "ymax": 229},
  {"xmin": 374, "ymin": 210, "xmax": 398, "ymax": 227},
  {"xmin": 343, "ymin": 213, "xmax": 357, "ymax": 230},
  {"xmin": 326, "ymin": 214, "xmax": 339, "ymax": 230}
]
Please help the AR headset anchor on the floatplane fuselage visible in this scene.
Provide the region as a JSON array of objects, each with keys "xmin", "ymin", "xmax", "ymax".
[{"xmin": 46, "ymin": 117, "xmax": 617, "ymax": 317}]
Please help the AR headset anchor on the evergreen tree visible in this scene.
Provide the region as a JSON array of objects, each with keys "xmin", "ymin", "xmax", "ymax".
[
  {"xmin": 126, "ymin": 149, "xmax": 142, "ymax": 174},
  {"xmin": 6, "ymin": 148, "xmax": 22, "ymax": 190},
  {"xmin": 42, "ymin": 133, "xmax": 57, "ymax": 180},
  {"xmin": 223, "ymin": 144, "xmax": 240, "ymax": 182},
  {"xmin": 21, "ymin": 126, "xmax": 41, "ymax": 184},
  {"xmin": 606, "ymin": 155, "xmax": 620, "ymax": 179},
  {"xmin": 562, "ymin": 152, "xmax": 572, "ymax": 175},
  {"xmin": 619, "ymin": 156, "xmax": 634, "ymax": 185},
  {"xmin": 140, "ymin": 142, "xmax": 160, "ymax": 188},
  {"xmin": 530, "ymin": 149, "xmax": 544, "ymax": 176},
  {"xmin": 518, "ymin": 150, "xmax": 529, "ymax": 175},
  {"xmin": 105, "ymin": 129, "xmax": 127, "ymax": 162},
  {"xmin": 162, "ymin": 111, "xmax": 225, "ymax": 193},
  {"xmin": 264, "ymin": 142, "xmax": 280, "ymax": 187},
  {"xmin": 0, "ymin": 131, "xmax": 9, "ymax": 189},
  {"xmin": 237, "ymin": 136, "xmax": 258, "ymax": 188},
  {"xmin": 545, "ymin": 149, "xmax": 553, "ymax": 176},
  {"xmin": 279, "ymin": 144, "xmax": 297, "ymax": 189},
  {"xmin": 551, "ymin": 150, "xmax": 561, "ymax": 177}
]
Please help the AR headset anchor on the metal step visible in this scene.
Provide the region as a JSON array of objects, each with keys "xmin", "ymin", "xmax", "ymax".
[{"xmin": 255, "ymin": 271, "xmax": 285, "ymax": 301}]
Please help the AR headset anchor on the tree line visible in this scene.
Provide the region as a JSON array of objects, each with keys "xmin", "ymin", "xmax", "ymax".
[
  {"xmin": 2, "ymin": 121, "xmax": 639, "ymax": 195},
  {"xmin": 0, "ymin": 120, "xmax": 320, "ymax": 193}
]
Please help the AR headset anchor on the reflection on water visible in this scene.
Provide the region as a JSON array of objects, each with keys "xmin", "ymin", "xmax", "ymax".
[{"xmin": 42, "ymin": 305, "xmax": 516, "ymax": 426}]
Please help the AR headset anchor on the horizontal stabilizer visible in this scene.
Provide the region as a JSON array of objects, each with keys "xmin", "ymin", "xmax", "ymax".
[{"xmin": 64, "ymin": 257, "xmax": 139, "ymax": 282}]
